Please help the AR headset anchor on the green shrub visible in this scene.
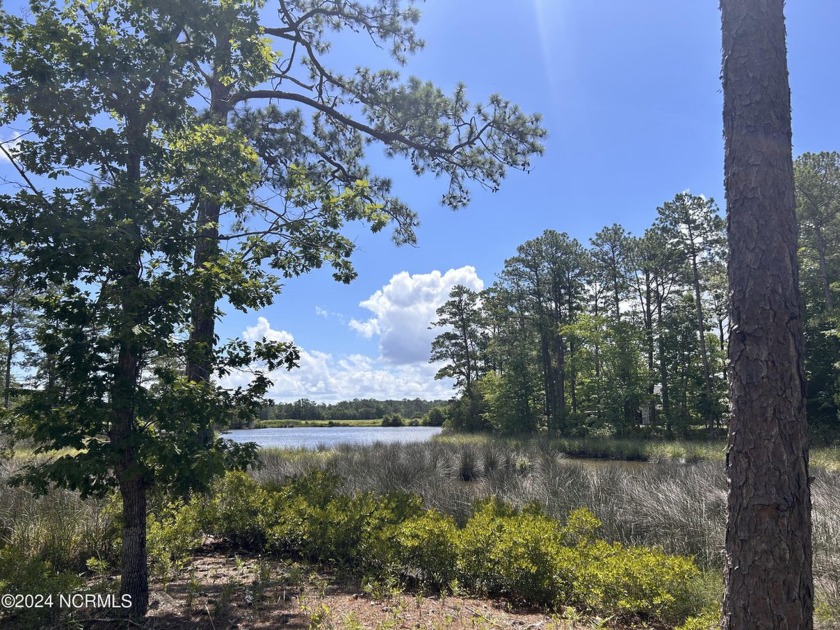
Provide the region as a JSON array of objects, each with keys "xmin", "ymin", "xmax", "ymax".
[
  {"xmin": 173, "ymin": 469, "xmax": 705, "ymax": 625},
  {"xmin": 391, "ymin": 510, "xmax": 459, "ymax": 588},
  {"xmin": 200, "ymin": 471, "xmax": 271, "ymax": 549},
  {"xmin": 0, "ymin": 547, "xmax": 82, "ymax": 627},
  {"xmin": 676, "ymin": 609, "xmax": 720, "ymax": 630},
  {"xmin": 381, "ymin": 413, "xmax": 405, "ymax": 427},
  {"xmin": 458, "ymin": 499, "xmax": 575, "ymax": 605},
  {"xmin": 147, "ymin": 498, "xmax": 204, "ymax": 580},
  {"xmin": 457, "ymin": 501, "xmax": 700, "ymax": 622},
  {"xmin": 573, "ymin": 540, "xmax": 699, "ymax": 623},
  {"xmin": 423, "ymin": 407, "xmax": 447, "ymax": 427},
  {"xmin": 268, "ymin": 484, "xmax": 422, "ymax": 568}
]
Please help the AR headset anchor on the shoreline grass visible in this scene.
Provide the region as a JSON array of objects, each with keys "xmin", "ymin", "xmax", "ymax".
[{"xmin": 4, "ymin": 435, "xmax": 840, "ymax": 626}]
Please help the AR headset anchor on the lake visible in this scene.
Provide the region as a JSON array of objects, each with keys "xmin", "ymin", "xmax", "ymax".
[{"xmin": 222, "ymin": 426, "xmax": 443, "ymax": 449}]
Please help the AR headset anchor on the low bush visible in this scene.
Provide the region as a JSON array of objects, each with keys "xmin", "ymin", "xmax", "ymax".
[
  {"xmin": 0, "ymin": 547, "xmax": 84, "ymax": 627},
  {"xmin": 179, "ymin": 470, "xmax": 704, "ymax": 625},
  {"xmin": 390, "ymin": 510, "xmax": 459, "ymax": 588}
]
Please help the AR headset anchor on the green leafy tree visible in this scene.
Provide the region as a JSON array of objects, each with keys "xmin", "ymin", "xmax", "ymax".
[
  {"xmin": 589, "ymin": 224, "xmax": 644, "ymax": 429},
  {"xmin": 181, "ymin": 0, "xmax": 548, "ymax": 395},
  {"xmin": 0, "ymin": 0, "xmax": 545, "ymax": 617},
  {"xmin": 496, "ymin": 230, "xmax": 587, "ymax": 433},
  {"xmin": 429, "ymin": 284, "xmax": 486, "ymax": 392},
  {"xmin": 0, "ymin": 1, "xmax": 297, "ymax": 616},
  {"xmin": 655, "ymin": 193, "xmax": 726, "ymax": 435},
  {"xmin": 794, "ymin": 152, "xmax": 840, "ymax": 429},
  {"xmin": 476, "ymin": 281, "xmax": 542, "ymax": 435}
]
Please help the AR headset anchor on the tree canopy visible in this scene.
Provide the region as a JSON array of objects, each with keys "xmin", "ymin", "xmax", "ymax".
[{"xmin": 0, "ymin": 0, "xmax": 545, "ymax": 617}]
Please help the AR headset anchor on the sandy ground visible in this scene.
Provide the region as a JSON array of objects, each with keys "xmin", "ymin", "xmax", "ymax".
[{"xmin": 71, "ymin": 546, "xmax": 637, "ymax": 629}]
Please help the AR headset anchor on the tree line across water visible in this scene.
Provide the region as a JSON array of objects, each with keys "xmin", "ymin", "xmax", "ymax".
[
  {"xmin": 253, "ymin": 397, "xmax": 447, "ymax": 423},
  {"xmin": 429, "ymin": 152, "xmax": 840, "ymax": 440}
]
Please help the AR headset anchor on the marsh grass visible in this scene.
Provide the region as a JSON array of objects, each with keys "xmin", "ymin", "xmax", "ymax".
[
  {"xmin": 253, "ymin": 438, "xmax": 840, "ymax": 622},
  {"xmin": 0, "ymin": 462, "xmax": 118, "ymax": 573},
  {"xmin": 3, "ymin": 435, "xmax": 840, "ymax": 625},
  {"xmin": 255, "ymin": 441, "xmax": 727, "ymax": 566}
]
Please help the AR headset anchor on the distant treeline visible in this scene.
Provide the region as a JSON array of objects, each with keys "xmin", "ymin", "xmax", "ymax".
[{"xmin": 257, "ymin": 398, "xmax": 449, "ymax": 421}]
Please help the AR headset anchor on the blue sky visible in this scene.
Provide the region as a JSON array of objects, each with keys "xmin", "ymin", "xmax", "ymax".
[{"xmin": 3, "ymin": 1, "xmax": 840, "ymax": 402}]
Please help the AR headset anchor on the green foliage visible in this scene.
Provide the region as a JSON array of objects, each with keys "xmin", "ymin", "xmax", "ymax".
[
  {"xmin": 478, "ymin": 369, "xmax": 541, "ymax": 435},
  {"xmin": 676, "ymin": 610, "xmax": 721, "ymax": 630},
  {"xmin": 0, "ymin": 0, "xmax": 545, "ymax": 614},
  {"xmin": 444, "ymin": 386, "xmax": 491, "ymax": 432},
  {"xmin": 390, "ymin": 510, "xmax": 459, "ymax": 588},
  {"xmin": 795, "ymin": 152, "xmax": 840, "ymax": 430},
  {"xmin": 196, "ymin": 471, "xmax": 272, "ymax": 550},
  {"xmin": 457, "ymin": 499, "xmax": 572, "ymax": 604},
  {"xmin": 422, "ymin": 406, "xmax": 447, "ymax": 427},
  {"xmin": 457, "ymin": 501, "xmax": 700, "ymax": 622},
  {"xmin": 573, "ymin": 539, "xmax": 699, "ymax": 622},
  {"xmin": 429, "ymin": 285, "xmax": 486, "ymax": 391},
  {"xmin": 146, "ymin": 498, "xmax": 204, "ymax": 580},
  {"xmin": 380, "ymin": 412, "xmax": 405, "ymax": 427},
  {"xmin": 176, "ymin": 471, "xmax": 703, "ymax": 624},
  {"xmin": 0, "ymin": 547, "xmax": 82, "ymax": 627}
]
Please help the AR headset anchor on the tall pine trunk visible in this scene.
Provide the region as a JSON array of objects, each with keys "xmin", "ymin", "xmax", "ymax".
[
  {"xmin": 3, "ymin": 299, "xmax": 14, "ymax": 409},
  {"xmin": 186, "ymin": 76, "xmax": 231, "ymax": 390},
  {"xmin": 721, "ymin": 0, "xmax": 813, "ymax": 627}
]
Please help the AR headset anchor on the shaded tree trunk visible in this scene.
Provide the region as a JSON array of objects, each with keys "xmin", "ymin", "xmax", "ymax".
[
  {"xmin": 3, "ymin": 299, "xmax": 14, "ymax": 409},
  {"xmin": 721, "ymin": 0, "xmax": 813, "ymax": 627},
  {"xmin": 112, "ymin": 281, "xmax": 149, "ymax": 619},
  {"xmin": 186, "ymin": 71, "xmax": 232, "ymax": 390},
  {"xmin": 117, "ymin": 468, "xmax": 148, "ymax": 617}
]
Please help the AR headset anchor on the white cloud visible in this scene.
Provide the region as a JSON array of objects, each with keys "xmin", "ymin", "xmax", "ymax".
[
  {"xmin": 314, "ymin": 305, "xmax": 346, "ymax": 324},
  {"xmin": 221, "ymin": 317, "xmax": 455, "ymax": 402},
  {"xmin": 243, "ymin": 317, "xmax": 294, "ymax": 344},
  {"xmin": 222, "ymin": 267, "xmax": 485, "ymax": 402},
  {"xmin": 349, "ymin": 266, "xmax": 484, "ymax": 365}
]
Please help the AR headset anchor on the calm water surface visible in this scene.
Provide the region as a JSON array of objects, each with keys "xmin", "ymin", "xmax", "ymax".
[{"xmin": 223, "ymin": 426, "xmax": 443, "ymax": 449}]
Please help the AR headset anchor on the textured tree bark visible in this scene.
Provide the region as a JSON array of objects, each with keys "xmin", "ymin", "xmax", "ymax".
[
  {"xmin": 721, "ymin": 0, "xmax": 813, "ymax": 628},
  {"xmin": 3, "ymin": 300, "xmax": 14, "ymax": 409},
  {"xmin": 117, "ymin": 469, "xmax": 149, "ymax": 618}
]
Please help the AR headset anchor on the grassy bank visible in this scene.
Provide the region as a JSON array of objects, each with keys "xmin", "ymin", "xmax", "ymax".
[
  {"xmin": 434, "ymin": 433, "xmax": 728, "ymax": 464},
  {"xmin": 433, "ymin": 432, "xmax": 840, "ymax": 471}
]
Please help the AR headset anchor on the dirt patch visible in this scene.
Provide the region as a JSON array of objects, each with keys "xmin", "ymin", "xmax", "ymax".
[{"xmin": 72, "ymin": 547, "xmax": 620, "ymax": 629}]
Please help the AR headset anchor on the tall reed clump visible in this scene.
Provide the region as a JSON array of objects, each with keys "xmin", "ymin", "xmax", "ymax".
[
  {"xmin": 0, "ymin": 461, "xmax": 120, "ymax": 626},
  {"xmin": 0, "ymin": 462, "xmax": 120, "ymax": 574}
]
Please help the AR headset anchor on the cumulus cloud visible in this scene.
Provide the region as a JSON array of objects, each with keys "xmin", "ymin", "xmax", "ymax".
[
  {"xmin": 221, "ymin": 316, "xmax": 455, "ymax": 402},
  {"xmin": 221, "ymin": 267, "xmax": 485, "ymax": 402},
  {"xmin": 243, "ymin": 317, "xmax": 294, "ymax": 344},
  {"xmin": 349, "ymin": 266, "xmax": 484, "ymax": 365}
]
